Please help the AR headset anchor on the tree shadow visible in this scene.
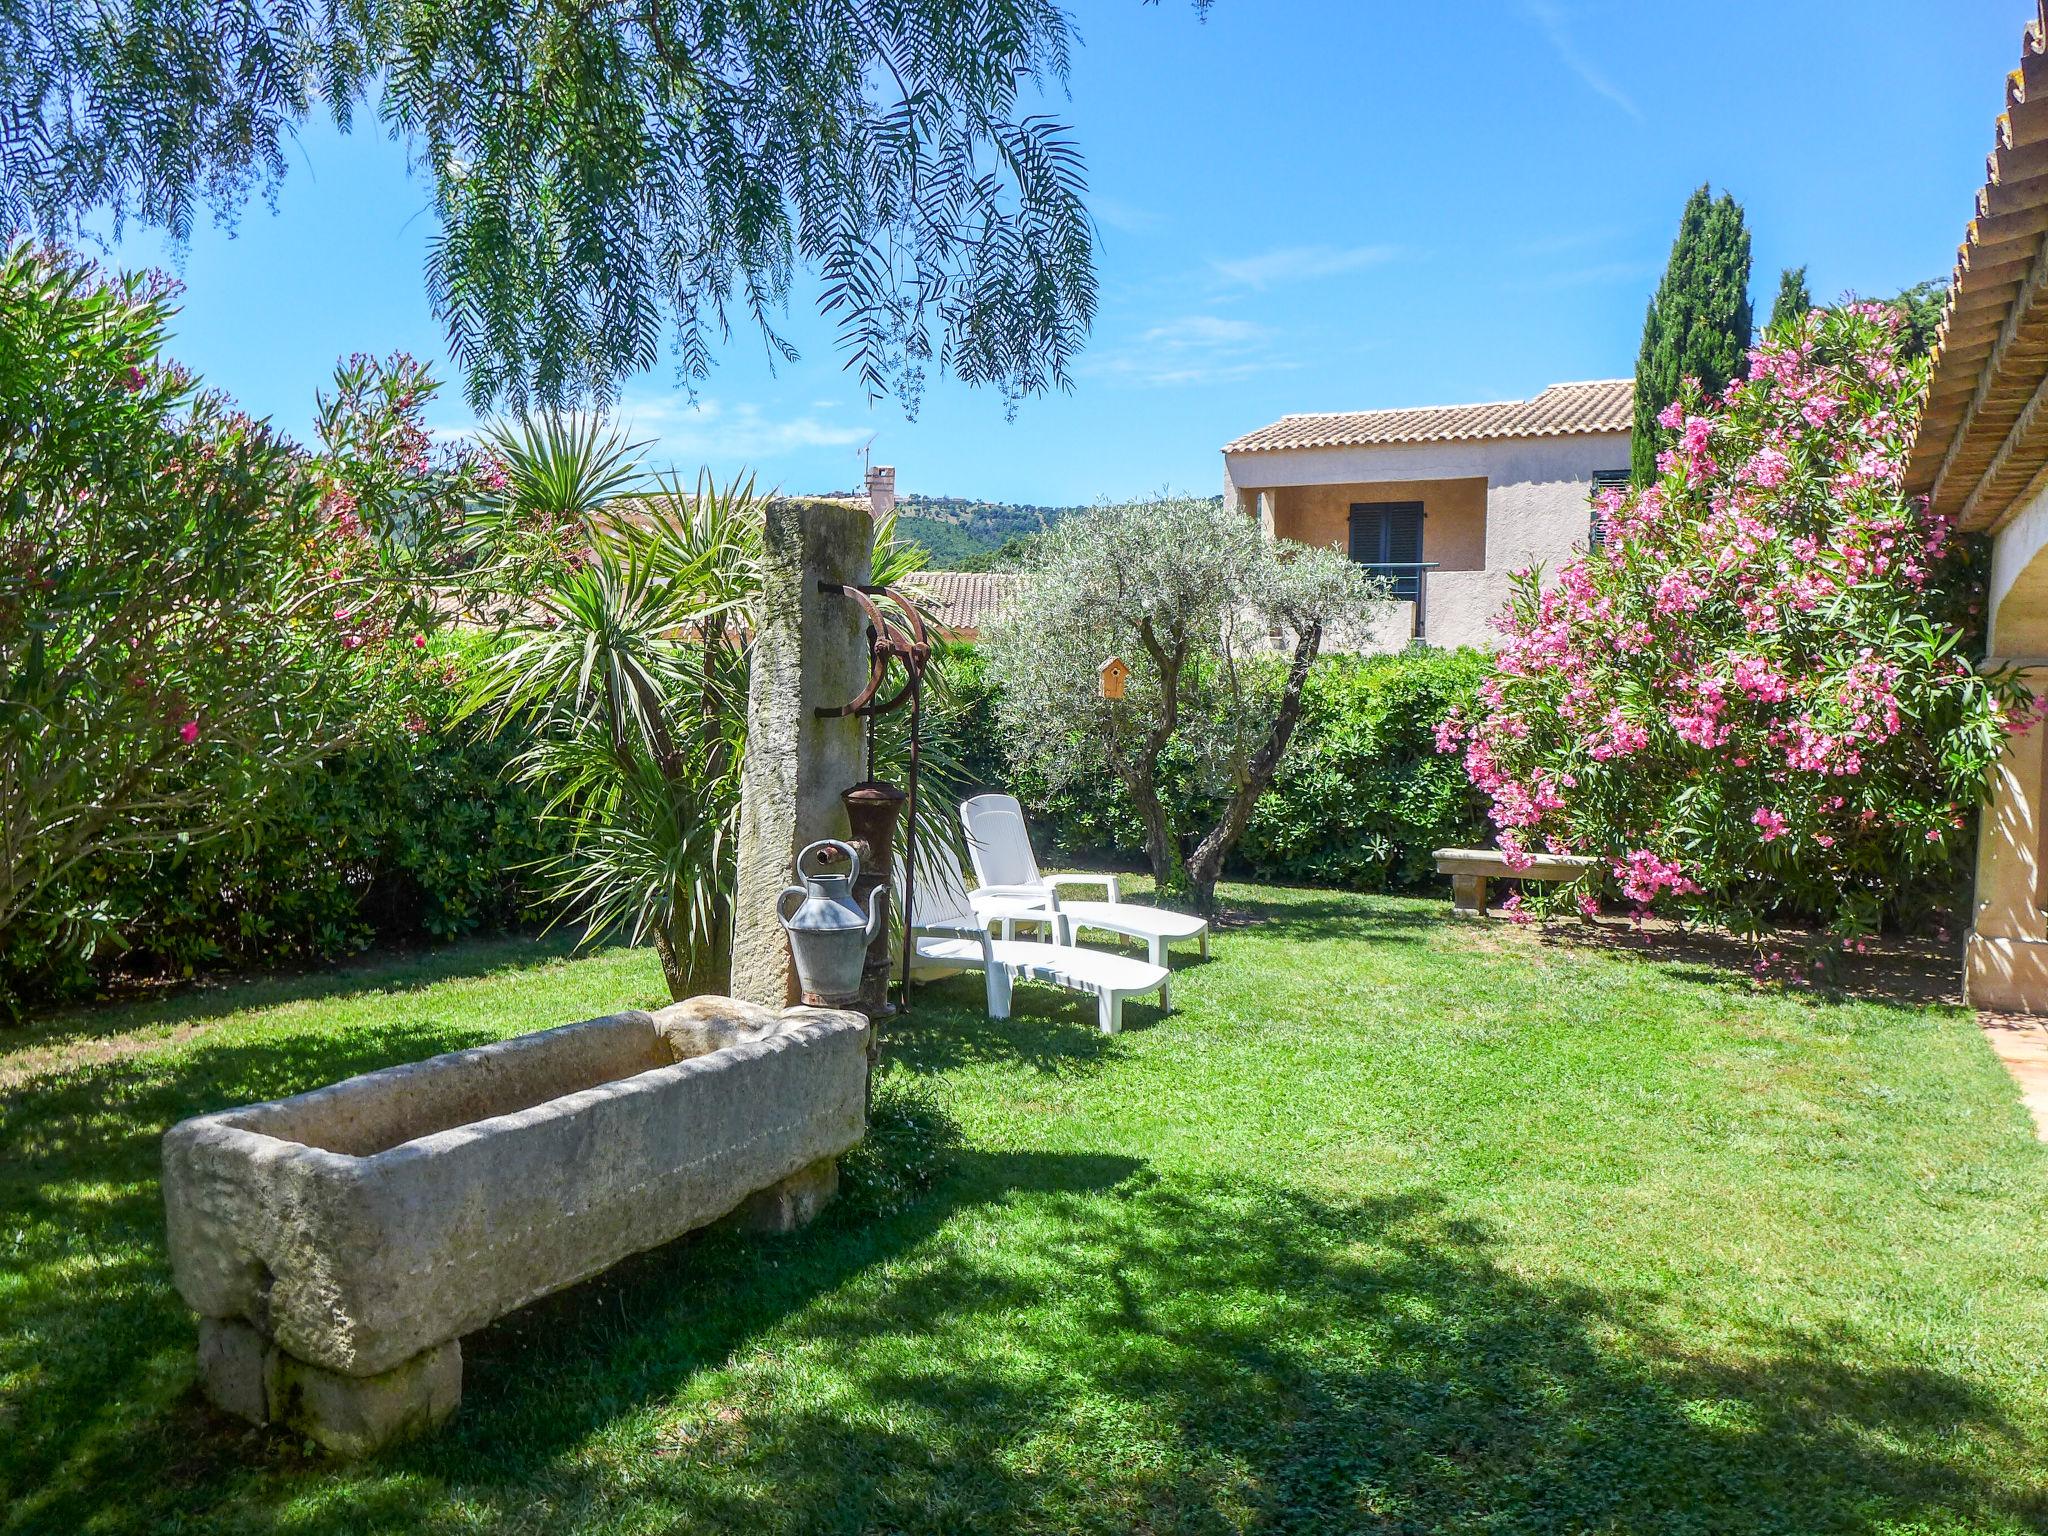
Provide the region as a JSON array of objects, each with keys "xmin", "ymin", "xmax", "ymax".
[
  {"xmin": 27, "ymin": 1167, "xmax": 2032, "ymax": 1535},
  {"xmin": 0, "ymin": 1013, "xmax": 1139, "ymax": 1532},
  {"xmin": 1532, "ymin": 919, "xmax": 1968, "ymax": 1015},
  {"xmin": 4, "ymin": 931, "xmax": 605, "ymax": 1057},
  {"xmin": 5, "ymin": 937, "xmax": 2039, "ymax": 1535}
]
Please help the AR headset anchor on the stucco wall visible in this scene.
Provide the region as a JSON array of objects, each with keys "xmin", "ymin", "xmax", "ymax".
[
  {"xmin": 1225, "ymin": 432, "xmax": 1628, "ymax": 651},
  {"xmin": 1990, "ymin": 478, "xmax": 2048, "ymax": 658}
]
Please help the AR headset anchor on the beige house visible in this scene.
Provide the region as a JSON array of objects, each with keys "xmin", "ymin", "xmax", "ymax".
[
  {"xmin": 1908, "ymin": 3, "xmax": 2048, "ymax": 1012},
  {"xmin": 1222, "ymin": 380, "xmax": 1633, "ymax": 650}
]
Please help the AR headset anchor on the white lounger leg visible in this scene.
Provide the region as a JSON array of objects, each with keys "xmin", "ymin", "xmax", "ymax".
[
  {"xmin": 1099, "ymin": 989, "xmax": 1122, "ymax": 1035},
  {"xmin": 985, "ymin": 964, "xmax": 1012, "ymax": 1020},
  {"xmin": 1200, "ymin": 928, "xmax": 1209, "ymax": 959},
  {"xmin": 1148, "ymin": 934, "xmax": 1171, "ymax": 1012}
]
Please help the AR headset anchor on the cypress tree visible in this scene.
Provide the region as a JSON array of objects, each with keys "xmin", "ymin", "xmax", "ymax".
[
  {"xmin": 1631, "ymin": 186, "xmax": 1755, "ymax": 483},
  {"xmin": 1768, "ymin": 265, "xmax": 1812, "ymax": 334}
]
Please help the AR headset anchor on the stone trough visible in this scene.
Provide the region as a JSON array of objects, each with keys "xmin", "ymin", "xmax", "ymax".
[{"xmin": 162, "ymin": 997, "xmax": 868, "ymax": 1455}]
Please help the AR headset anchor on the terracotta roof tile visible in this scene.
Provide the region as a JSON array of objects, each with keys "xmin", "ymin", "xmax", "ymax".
[
  {"xmin": 1906, "ymin": 1, "xmax": 2048, "ymax": 529},
  {"xmin": 908, "ymin": 570, "xmax": 1018, "ymax": 635},
  {"xmin": 1222, "ymin": 379, "xmax": 1633, "ymax": 455}
]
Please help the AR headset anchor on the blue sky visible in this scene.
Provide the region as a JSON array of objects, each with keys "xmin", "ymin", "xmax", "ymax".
[{"xmin": 106, "ymin": 1, "xmax": 2025, "ymax": 505}]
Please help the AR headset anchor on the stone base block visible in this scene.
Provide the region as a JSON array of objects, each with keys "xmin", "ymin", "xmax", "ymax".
[
  {"xmin": 723, "ymin": 1156, "xmax": 838, "ymax": 1234},
  {"xmin": 198, "ymin": 1315, "xmax": 270, "ymax": 1424},
  {"xmin": 197, "ymin": 1316, "xmax": 461, "ymax": 1457},
  {"xmin": 1965, "ymin": 932, "xmax": 2048, "ymax": 1014}
]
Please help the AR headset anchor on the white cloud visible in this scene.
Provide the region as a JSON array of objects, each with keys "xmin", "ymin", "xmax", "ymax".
[
  {"xmin": 1092, "ymin": 194, "xmax": 1162, "ymax": 234},
  {"xmin": 1208, "ymin": 243, "xmax": 1401, "ymax": 290},
  {"xmin": 1524, "ymin": 2, "xmax": 1643, "ymax": 122},
  {"xmin": 425, "ymin": 396, "xmax": 869, "ymax": 472},
  {"xmin": 616, "ymin": 395, "xmax": 871, "ymax": 464},
  {"xmin": 1082, "ymin": 314, "xmax": 1297, "ymax": 388}
]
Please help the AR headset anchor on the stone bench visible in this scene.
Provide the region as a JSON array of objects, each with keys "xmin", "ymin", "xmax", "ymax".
[
  {"xmin": 162, "ymin": 997, "xmax": 867, "ymax": 1456},
  {"xmin": 1433, "ymin": 847, "xmax": 1596, "ymax": 915}
]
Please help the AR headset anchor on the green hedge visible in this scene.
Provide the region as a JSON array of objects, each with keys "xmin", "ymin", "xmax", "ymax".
[
  {"xmin": 4, "ymin": 690, "xmax": 564, "ymax": 1011},
  {"xmin": 943, "ymin": 645, "xmax": 1491, "ymax": 890}
]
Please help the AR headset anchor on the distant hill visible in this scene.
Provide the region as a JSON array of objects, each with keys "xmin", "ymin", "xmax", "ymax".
[
  {"xmin": 816, "ymin": 492, "xmax": 1221, "ymax": 569},
  {"xmin": 892, "ymin": 495, "xmax": 1082, "ymax": 568}
]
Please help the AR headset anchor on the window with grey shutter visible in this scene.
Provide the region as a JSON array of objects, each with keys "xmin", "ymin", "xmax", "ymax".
[
  {"xmin": 1347, "ymin": 502, "xmax": 1425, "ymax": 601},
  {"xmin": 1588, "ymin": 470, "xmax": 1629, "ymax": 548}
]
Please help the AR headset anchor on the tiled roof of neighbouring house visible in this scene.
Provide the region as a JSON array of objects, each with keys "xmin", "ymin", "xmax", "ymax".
[
  {"xmin": 908, "ymin": 570, "xmax": 1019, "ymax": 635},
  {"xmin": 1905, "ymin": 1, "xmax": 2048, "ymax": 531},
  {"xmin": 1222, "ymin": 379, "xmax": 1633, "ymax": 455}
]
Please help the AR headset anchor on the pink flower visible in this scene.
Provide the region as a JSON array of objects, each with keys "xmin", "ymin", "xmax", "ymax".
[
  {"xmin": 410, "ymin": 633, "xmax": 427, "ymax": 649},
  {"xmin": 1746, "ymin": 446, "xmax": 1790, "ymax": 489},
  {"xmin": 1577, "ymin": 893, "xmax": 1601, "ymax": 920},
  {"xmin": 403, "ymin": 713, "xmax": 427, "ymax": 736},
  {"xmin": 1658, "ymin": 397, "xmax": 1686, "ymax": 431},
  {"xmin": 1751, "ymin": 806, "xmax": 1788, "ymax": 842},
  {"xmin": 1681, "ymin": 416, "xmax": 1713, "ymax": 455},
  {"xmin": 178, "ymin": 719, "xmax": 200, "ymax": 744}
]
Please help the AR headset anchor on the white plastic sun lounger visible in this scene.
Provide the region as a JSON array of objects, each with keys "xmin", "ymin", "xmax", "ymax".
[
  {"xmin": 959, "ymin": 793, "xmax": 1209, "ymax": 1007},
  {"xmin": 901, "ymin": 842, "xmax": 1169, "ymax": 1035}
]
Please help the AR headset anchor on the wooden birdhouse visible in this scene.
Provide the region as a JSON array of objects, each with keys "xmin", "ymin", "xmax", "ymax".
[{"xmin": 1097, "ymin": 656, "xmax": 1131, "ymax": 700}]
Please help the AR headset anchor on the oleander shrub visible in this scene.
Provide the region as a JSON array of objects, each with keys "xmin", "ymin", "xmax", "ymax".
[
  {"xmin": 0, "ymin": 240, "xmax": 501, "ymax": 1014},
  {"xmin": 1440, "ymin": 301, "xmax": 2030, "ymax": 943}
]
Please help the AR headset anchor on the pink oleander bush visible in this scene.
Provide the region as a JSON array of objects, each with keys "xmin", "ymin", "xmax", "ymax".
[
  {"xmin": 1438, "ymin": 302, "xmax": 2034, "ymax": 946},
  {"xmin": 0, "ymin": 240, "xmax": 487, "ymax": 1013}
]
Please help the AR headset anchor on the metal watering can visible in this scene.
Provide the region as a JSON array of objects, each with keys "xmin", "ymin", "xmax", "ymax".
[{"xmin": 777, "ymin": 839, "xmax": 884, "ymax": 1006}]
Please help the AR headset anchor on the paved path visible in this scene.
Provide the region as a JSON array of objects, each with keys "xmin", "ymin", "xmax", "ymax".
[{"xmin": 1979, "ymin": 1012, "xmax": 2048, "ymax": 1140}]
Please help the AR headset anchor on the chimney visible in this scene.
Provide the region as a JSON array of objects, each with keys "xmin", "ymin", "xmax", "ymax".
[{"xmin": 864, "ymin": 464, "xmax": 896, "ymax": 521}]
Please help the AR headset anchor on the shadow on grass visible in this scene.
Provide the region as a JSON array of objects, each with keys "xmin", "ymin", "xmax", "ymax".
[
  {"xmin": 5, "ymin": 1011, "xmax": 2040, "ymax": 1533},
  {"xmin": 4, "ymin": 931, "xmax": 601, "ymax": 1057},
  {"xmin": 1533, "ymin": 918, "xmax": 1967, "ymax": 1015},
  {"xmin": 883, "ymin": 974, "xmax": 1161, "ymax": 1078}
]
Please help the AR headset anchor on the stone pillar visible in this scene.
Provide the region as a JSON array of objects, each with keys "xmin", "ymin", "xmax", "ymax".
[
  {"xmin": 1967, "ymin": 666, "xmax": 2048, "ymax": 1010},
  {"xmin": 731, "ymin": 499, "xmax": 876, "ymax": 1008}
]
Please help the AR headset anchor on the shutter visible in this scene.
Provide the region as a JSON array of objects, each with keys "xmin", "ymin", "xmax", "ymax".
[
  {"xmin": 1348, "ymin": 502, "xmax": 1425, "ymax": 602},
  {"xmin": 1347, "ymin": 505, "xmax": 1376, "ymax": 564},
  {"xmin": 1384, "ymin": 505, "xmax": 1423, "ymax": 567},
  {"xmin": 1588, "ymin": 470, "xmax": 1629, "ymax": 549}
]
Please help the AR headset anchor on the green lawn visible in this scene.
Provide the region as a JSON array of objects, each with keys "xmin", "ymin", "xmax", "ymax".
[{"xmin": 5, "ymin": 884, "xmax": 2048, "ymax": 1534}]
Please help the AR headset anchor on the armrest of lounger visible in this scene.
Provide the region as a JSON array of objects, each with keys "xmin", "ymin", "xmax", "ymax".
[
  {"xmin": 972, "ymin": 883, "xmax": 1063, "ymax": 908},
  {"xmin": 1045, "ymin": 872, "xmax": 1120, "ymax": 903}
]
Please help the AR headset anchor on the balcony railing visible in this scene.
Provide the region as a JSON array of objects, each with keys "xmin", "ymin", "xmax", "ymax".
[{"xmin": 1357, "ymin": 560, "xmax": 1440, "ymax": 641}]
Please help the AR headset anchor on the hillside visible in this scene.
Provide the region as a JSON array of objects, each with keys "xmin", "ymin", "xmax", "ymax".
[{"xmin": 860, "ymin": 493, "xmax": 1222, "ymax": 569}]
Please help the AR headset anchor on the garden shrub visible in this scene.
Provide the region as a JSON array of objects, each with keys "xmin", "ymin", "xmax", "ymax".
[
  {"xmin": 0, "ymin": 241, "xmax": 512, "ymax": 1013},
  {"xmin": 1441, "ymin": 302, "xmax": 2030, "ymax": 943},
  {"xmin": 945, "ymin": 645, "xmax": 1488, "ymax": 891},
  {"xmin": 3, "ymin": 651, "xmax": 566, "ymax": 1007},
  {"xmin": 1239, "ymin": 648, "xmax": 1492, "ymax": 889}
]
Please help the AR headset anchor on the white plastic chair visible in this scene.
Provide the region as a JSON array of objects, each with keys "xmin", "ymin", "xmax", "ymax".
[
  {"xmin": 899, "ymin": 841, "xmax": 1169, "ymax": 1035},
  {"xmin": 959, "ymin": 793, "xmax": 1210, "ymax": 1007}
]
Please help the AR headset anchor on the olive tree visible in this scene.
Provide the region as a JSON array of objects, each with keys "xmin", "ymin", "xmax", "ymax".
[{"xmin": 985, "ymin": 496, "xmax": 1387, "ymax": 914}]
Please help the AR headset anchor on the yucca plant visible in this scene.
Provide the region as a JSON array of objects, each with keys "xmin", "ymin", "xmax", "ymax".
[{"xmin": 463, "ymin": 420, "xmax": 761, "ymax": 998}]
